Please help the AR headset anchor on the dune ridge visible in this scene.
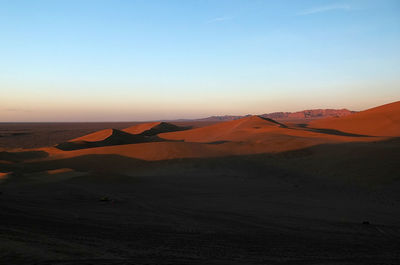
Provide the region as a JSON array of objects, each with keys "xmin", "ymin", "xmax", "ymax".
[
  {"xmin": 123, "ymin": 121, "xmax": 187, "ymax": 135},
  {"xmin": 56, "ymin": 129, "xmax": 164, "ymax": 151},
  {"xmin": 310, "ymin": 101, "xmax": 400, "ymax": 137},
  {"xmin": 55, "ymin": 122, "xmax": 187, "ymax": 151},
  {"xmin": 71, "ymin": 128, "xmax": 116, "ymax": 142},
  {"xmin": 159, "ymin": 115, "xmax": 287, "ymax": 143}
]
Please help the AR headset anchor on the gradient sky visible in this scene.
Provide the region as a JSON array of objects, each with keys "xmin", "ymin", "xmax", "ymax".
[{"xmin": 1, "ymin": 0, "xmax": 399, "ymax": 121}]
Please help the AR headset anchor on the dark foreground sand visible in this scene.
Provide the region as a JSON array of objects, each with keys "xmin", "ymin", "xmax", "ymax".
[{"xmin": 1, "ymin": 141, "xmax": 399, "ymax": 264}]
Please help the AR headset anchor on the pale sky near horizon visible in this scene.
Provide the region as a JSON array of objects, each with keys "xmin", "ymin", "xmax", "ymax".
[{"xmin": 1, "ymin": 0, "xmax": 399, "ymax": 121}]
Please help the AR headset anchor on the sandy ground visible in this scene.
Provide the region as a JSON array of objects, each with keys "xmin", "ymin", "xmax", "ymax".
[
  {"xmin": 1, "ymin": 146, "xmax": 400, "ymax": 264},
  {"xmin": 1, "ymin": 104, "xmax": 400, "ymax": 264}
]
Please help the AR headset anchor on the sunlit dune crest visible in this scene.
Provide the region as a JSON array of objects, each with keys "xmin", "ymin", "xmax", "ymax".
[
  {"xmin": 71, "ymin": 129, "xmax": 116, "ymax": 142},
  {"xmin": 310, "ymin": 101, "xmax": 400, "ymax": 137},
  {"xmin": 123, "ymin": 121, "xmax": 187, "ymax": 135},
  {"xmin": 54, "ymin": 122, "xmax": 188, "ymax": 151},
  {"xmin": 159, "ymin": 115, "xmax": 286, "ymax": 143},
  {"xmin": 56, "ymin": 129, "xmax": 163, "ymax": 151}
]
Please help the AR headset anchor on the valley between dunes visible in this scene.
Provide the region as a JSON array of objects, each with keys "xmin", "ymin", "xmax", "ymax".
[{"xmin": 0, "ymin": 101, "xmax": 399, "ymax": 264}]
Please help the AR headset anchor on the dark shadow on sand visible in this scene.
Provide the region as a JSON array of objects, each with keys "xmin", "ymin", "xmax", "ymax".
[
  {"xmin": 56, "ymin": 125, "xmax": 191, "ymax": 151},
  {"xmin": 257, "ymin": 116, "xmax": 288, "ymax": 128},
  {"xmin": 138, "ymin": 122, "xmax": 191, "ymax": 136},
  {"xmin": 0, "ymin": 150, "xmax": 49, "ymax": 163},
  {"xmin": 296, "ymin": 124, "xmax": 371, "ymax": 137},
  {"xmin": 17, "ymin": 137, "xmax": 400, "ymax": 185},
  {"xmin": 206, "ymin": 140, "xmax": 231, "ymax": 145},
  {"xmin": 56, "ymin": 129, "xmax": 166, "ymax": 151}
]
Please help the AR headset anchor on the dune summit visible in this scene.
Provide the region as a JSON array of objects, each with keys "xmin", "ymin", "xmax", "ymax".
[
  {"xmin": 56, "ymin": 128, "xmax": 163, "ymax": 151},
  {"xmin": 123, "ymin": 121, "xmax": 187, "ymax": 136},
  {"xmin": 310, "ymin": 101, "xmax": 400, "ymax": 137},
  {"xmin": 159, "ymin": 115, "xmax": 286, "ymax": 143},
  {"xmin": 71, "ymin": 128, "xmax": 117, "ymax": 142}
]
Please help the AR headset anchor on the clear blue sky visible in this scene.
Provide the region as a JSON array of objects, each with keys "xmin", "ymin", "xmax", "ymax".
[{"xmin": 1, "ymin": 0, "xmax": 399, "ymax": 121}]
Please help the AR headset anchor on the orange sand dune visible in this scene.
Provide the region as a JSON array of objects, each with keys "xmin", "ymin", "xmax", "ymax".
[
  {"xmin": 159, "ymin": 115, "xmax": 374, "ymax": 144},
  {"xmin": 57, "ymin": 129, "xmax": 163, "ymax": 151},
  {"xmin": 30, "ymin": 105, "xmax": 396, "ymax": 162},
  {"xmin": 43, "ymin": 131, "xmax": 378, "ymax": 162},
  {"xmin": 310, "ymin": 101, "xmax": 400, "ymax": 137},
  {"xmin": 45, "ymin": 136, "xmax": 384, "ymax": 162},
  {"xmin": 123, "ymin": 121, "xmax": 186, "ymax": 136},
  {"xmin": 159, "ymin": 116, "xmax": 286, "ymax": 143},
  {"xmin": 123, "ymin": 122, "xmax": 162, "ymax": 134},
  {"xmin": 71, "ymin": 128, "xmax": 116, "ymax": 142},
  {"xmin": 43, "ymin": 115, "xmax": 384, "ymax": 161}
]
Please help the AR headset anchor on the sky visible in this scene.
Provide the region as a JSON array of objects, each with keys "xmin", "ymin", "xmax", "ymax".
[{"xmin": 1, "ymin": 0, "xmax": 399, "ymax": 122}]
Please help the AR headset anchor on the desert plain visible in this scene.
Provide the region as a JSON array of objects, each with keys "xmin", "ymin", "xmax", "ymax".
[{"xmin": 0, "ymin": 101, "xmax": 399, "ymax": 264}]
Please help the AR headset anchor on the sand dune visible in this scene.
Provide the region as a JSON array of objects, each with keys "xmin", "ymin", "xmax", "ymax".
[
  {"xmin": 47, "ymin": 113, "xmax": 389, "ymax": 159},
  {"xmin": 310, "ymin": 101, "xmax": 400, "ymax": 137},
  {"xmin": 42, "ymin": 119, "xmax": 382, "ymax": 162},
  {"xmin": 159, "ymin": 115, "xmax": 375, "ymax": 144},
  {"xmin": 123, "ymin": 121, "xmax": 187, "ymax": 136},
  {"xmin": 56, "ymin": 122, "xmax": 189, "ymax": 151},
  {"xmin": 3, "ymin": 103, "xmax": 398, "ymax": 170},
  {"xmin": 56, "ymin": 129, "xmax": 164, "ymax": 151},
  {"xmin": 47, "ymin": 135, "xmax": 378, "ymax": 162},
  {"xmin": 159, "ymin": 115, "xmax": 286, "ymax": 143},
  {"xmin": 71, "ymin": 128, "xmax": 117, "ymax": 142}
]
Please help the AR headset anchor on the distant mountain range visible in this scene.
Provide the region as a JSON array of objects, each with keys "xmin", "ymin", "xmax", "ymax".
[{"xmin": 196, "ymin": 109, "xmax": 355, "ymax": 122}]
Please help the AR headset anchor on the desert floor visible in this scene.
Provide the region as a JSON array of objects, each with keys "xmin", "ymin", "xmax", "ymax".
[{"xmin": 0, "ymin": 116, "xmax": 399, "ymax": 265}]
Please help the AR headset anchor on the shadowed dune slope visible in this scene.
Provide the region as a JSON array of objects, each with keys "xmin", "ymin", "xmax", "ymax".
[
  {"xmin": 0, "ymin": 150, "xmax": 49, "ymax": 162},
  {"xmin": 309, "ymin": 101, "xmax": 400, "ymax": 137},
  {"xmin": 45, "ymin": 134, "xmax": 375, "ymax": 162},
  {"xmin": 56, "ymin": 122, "xmax": 187, "ymax": 151},
  {"xmin": 159, "ymin": 115, "xmax": 287, "ymax": 143},
  {"xmin": 56, "ymin": 129, "xmax": 163, "ymax": 151},
  {"xmin": 48, "ymin": 142, "xmax": 229, "ymax": 161},
  {"xmin": 123, "ymin": 122, "xmax": 187, "ymax": 136}
]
